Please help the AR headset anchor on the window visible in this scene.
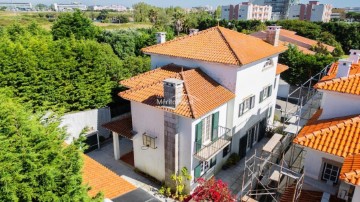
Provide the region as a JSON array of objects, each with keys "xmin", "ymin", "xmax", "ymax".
[
  {"xmin": 239, "ymin": 95, "xmax": 255, "ymax": 117},
  {"xmin": 223, "ymin": 143, "xmax": 231, "ymax": 157},
  {"xmin": 274, "ymin": 77, "xmax": 277, "ymax": 88},
  {"xmin": 267, "ymin": 107, "xmax": 272, "ymax": 118},
  {"xmin": 259, "ymin": 85, "xmax": 272, "ymax": 103},
  {"xmin": 210, "ymin": 157, "xmax": 217, "ymax": 168},
  {"xmin": 142, "ymin": 133, "xmax": 157, "ymax": 149},
  {"xmin": 202, "ymin": 115, "xmax": 212, "ymax": 145},
  {"xmin": 321, "ymin": 162, "xmax": 340, "ymax": 183}
]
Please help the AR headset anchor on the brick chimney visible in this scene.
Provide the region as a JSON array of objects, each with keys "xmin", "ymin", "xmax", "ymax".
[
  {"xmin": 266, "ymin": 26, "xmax": 281, "ymax": 47},
  {"xmin": 156, "ymin": 32, "xmax": 166, "ymax": 44},
  {"xmin": 349, "ymin": 49, "xmax": 360, "ymax": 64},
  {"xmin": 189, "ymin": 29, "xmax": 199, "ymax": 36},
  {"xmin": 336, "ymin": 59, "xmax": 352, "ymax": 78},
  {"xmin": 163, "ymin": 78, "xmax": 184, "ymax": 108}
]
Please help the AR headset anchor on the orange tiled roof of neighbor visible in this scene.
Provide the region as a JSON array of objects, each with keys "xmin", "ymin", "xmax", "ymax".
[
  {"xmin": 314, "ymin": 62, "xmax": 360, "ymax": 95},
  {"xmin": 102, "ymin": 116, "xmax": 133, "ymax": 139},
  {"xmin": 280, "ymin": 185, "xmax": 344, "ymax": 202},
  {"xmin": 276, "ymin": 63, "xmax": 289, "ymax": 75},
  {"xmin": 119, "ymin": 64, "xmax": 235, "ymax": 119},
  {"xmin": 251, "ymin": 29, "xmax": 334, "ymax": 53},
  {"xmin": 293, "ymin": 110, "xmax": 360, "ymax": 158},
  {"xmin": 340, "ymin": 154, "xmax": 360, "ymax": 186},
  {"xmin": 83, "ymin": 155, "xmax": 136, "ymax": 199},
  {"xmin": 142, "ymin": 26, "xmax": 287, "ymax": 66}
]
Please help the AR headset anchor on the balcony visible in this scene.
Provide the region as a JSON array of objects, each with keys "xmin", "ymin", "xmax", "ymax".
[{"xmin": 194, "ymin": 126, "xmax": 232, "ymax": 161}]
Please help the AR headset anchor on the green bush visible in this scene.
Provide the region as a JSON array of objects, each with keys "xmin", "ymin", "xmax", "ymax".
[{"xmin": 222, "ymin": 153, "xmax": 240, "ymax": 170}]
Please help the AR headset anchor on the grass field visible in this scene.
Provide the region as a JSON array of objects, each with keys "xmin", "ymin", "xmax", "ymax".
[{"xmin": 0, "ymin": 11, "xmax": 152, "ymax": 30}]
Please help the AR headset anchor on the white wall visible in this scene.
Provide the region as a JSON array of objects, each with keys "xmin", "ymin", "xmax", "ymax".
[
  {"xmin": 277, "ymin": 78, "xmax": 290, "ymax": 98},
  {"xmin": 303, "ymin": 148, "xmax": 344, "ymax": 180},
  {"xmin": 221, "ymin": 5, "xmax": 230, "ymax": 20},
  {"xmin": 288, "ymin": 4, "xmax": 301, "ymax": 19},
  {"xmin": 353, "ymin": 186, "xmax": 360, "ymax": 202},
  {"xmin": 319, "ymin": 90, "xmax": 360, "ymax": 120},
  {"xmin": 150, "ymin": 54, "xmax": 238, "ymax": 93},
  {"xmin": 131, "ymin": 101, "xmax": 166, "ymax": 181},
  {"xmin": 61, "ymin": 107, "xmax": 111, "ymax": 144}
]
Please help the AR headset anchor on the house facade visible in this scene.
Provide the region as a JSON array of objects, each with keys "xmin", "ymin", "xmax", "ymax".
[
  {"xmin": 104, "ymin": 26, "xmax": 288, "ymax": 190},
  {"xmin": 287, "ymin": 1, "xmax": 332, "ymax": 22},
  {"xmin": 293, "ymin": 50, "xmax": 360, "ymax": 201}
]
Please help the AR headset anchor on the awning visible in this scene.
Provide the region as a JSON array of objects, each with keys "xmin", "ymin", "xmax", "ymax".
[
  {"xmin": 102, "ymin": 116, "xmax": 134, "ymax": 139},
  {"xmin": 262, "ymin": 133, "xmax": 283, "ymax": 153}
]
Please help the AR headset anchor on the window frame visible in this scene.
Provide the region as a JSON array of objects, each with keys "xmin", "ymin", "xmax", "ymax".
[
  {"xmin": 321, "ymin": 162, "xmax": 340, "ymax": 183},
  {"xmin": 239, "ymin": 95, "xmax": 255, "ymax": 117}
]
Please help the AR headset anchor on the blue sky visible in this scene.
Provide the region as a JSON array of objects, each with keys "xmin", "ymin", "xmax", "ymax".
[{"xmin": 25, "ymin": 0, "xmax": 359, "ymax": 8}]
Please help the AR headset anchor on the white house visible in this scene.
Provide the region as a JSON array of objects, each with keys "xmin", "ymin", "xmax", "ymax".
[
  {"xmin": 292, "ymin": 50, "xmax": 360, "ymax": 201},
  {"xmin": 103, "ymin": 26, "xmax": 288, "ymax": 190},
  {"xmin": 221, "ymin": 2, "xmax": 272, "ymax": 21}
]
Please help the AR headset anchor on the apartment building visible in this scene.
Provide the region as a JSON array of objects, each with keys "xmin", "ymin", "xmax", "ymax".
[
  {"xmin": 292, "ymin": 50, "xmax": 360, "ymax": 201},
  {"xmin": 222, "ymin": 2, "xmax": 272, "ymax": 21},
  {"xmin": 53, "ymin": 3, "xmax": 87, "ymax": 12},
  {"xmin": 288, "ymin": 1, "xmax": 332, "ymax": 22},
  {"xmin": 103, "ymin": 26, "xmax": 288, "ymax": 190}
]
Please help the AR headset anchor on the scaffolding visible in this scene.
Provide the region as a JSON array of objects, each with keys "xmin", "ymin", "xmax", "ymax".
[{"xmin": 240, "ymin": 63, "xmax": 334, "ymax": 202}]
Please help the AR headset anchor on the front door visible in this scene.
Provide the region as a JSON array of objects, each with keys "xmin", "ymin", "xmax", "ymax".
[
  {"xmin": 258, "ymin": 118, "xmax": 267, "ymax": 141},
  {"xmin": 239, "ymin": 134, "xmax": 247, "ymax": 160}
]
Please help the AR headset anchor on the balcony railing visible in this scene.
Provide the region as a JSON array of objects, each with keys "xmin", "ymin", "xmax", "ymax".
[{"xmin": 194, "ymin": 126, "xmax": 232, "ymax": 161}]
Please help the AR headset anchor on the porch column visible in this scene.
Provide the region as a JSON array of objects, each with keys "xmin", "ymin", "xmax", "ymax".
[{"xmin": 113, "ymin": 132, "xmax": 121, "ymax": 160}]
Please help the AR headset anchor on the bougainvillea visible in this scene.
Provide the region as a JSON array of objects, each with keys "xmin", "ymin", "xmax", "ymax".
[{"xmin": 191, "ymin": 178, "xmax": 235, "ymax": 202}]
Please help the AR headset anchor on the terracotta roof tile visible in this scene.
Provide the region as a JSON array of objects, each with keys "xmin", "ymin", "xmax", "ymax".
[
  {"xmin": 293, "ymin": 111, "xmax": 360, "ymax": 158},
  {"xmin": 119, "ymin": 64, "xmax": 235, "ymax": 119},
  {"xmin": 276, "ymin": 63, "xmax": 289, "ymax": 75},
  {"xmin": 142, "ymin": 26, "xmax": 287, "ymax": 66},
  {"xmin": 83, "ymin": 155, "xmax": 136, "ymax": 199},
  {"xmin": 251, "ymin": 29, "xmax": 334, "ymax": 54},
  {"xmin": 102, "ymin": 115, "xmax": 133, "ymax": 139},
  {"xmin": 280, "ymin": 185, "xmax": 345, "ymax": 202},
  {"xmin": 314, "ymin": 62, "xmax": 360, "ymax": 95},
  {"xmin": 340, "ymin": 154, "xmax": 360, "ymax": 186}
]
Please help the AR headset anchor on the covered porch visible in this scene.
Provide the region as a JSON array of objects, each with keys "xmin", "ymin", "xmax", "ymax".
[{"xmin": 102, "ymin": 115, "xmax": 135, "ymax": 166}]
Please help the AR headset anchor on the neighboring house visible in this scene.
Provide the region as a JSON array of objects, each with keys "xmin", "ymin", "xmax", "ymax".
[
  {"xmin": 53, "ymin": 3, "xmax": 87, "ymax": 12},
  {"xmin": 253, "ymin": 0, "xmax": 300, "ymax": 19},
  {"xmin": 221, "ymin": 2, "xmax": 272, "ymax": 21},
  {"xmin": 287, "ymin": 1, "xmax": 332, "ymax": 22},
  {"xmin": 251, "ymin": 28, "xmax": 335, "ymax": 55},
  {"xmin": 103, "ymin": 26, "xmax": 288, "ymax": 190},
  {"xmin": 291, "ymin": 50, "xmax": 360, "ymax": 201}
]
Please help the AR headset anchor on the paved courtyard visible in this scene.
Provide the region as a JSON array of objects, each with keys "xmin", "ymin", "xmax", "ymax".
[
  {"xmin": 215, "ymin": 138, "xmax": 269, "ymax": 197},
  {"xmin": 87, "ymin": 138, "xmax": 167, "ymax": 201}
]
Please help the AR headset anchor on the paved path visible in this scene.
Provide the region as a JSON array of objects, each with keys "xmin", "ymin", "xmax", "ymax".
[
  {"xmin": 215, "ymin": 138, "xmax": 269, "ymax": 197},
  {"xmin": 87, "ymin": 141, "xmax": 169, "ymax": 201}
]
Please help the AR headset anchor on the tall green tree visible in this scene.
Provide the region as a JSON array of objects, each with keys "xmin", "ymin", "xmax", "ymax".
[
  {"xmin": 0, "ymin": 89, "xmax": 102, "ymax": 201},
  {"xmin": 51, "ymin": 9, "xmax": 101, "ymax": 40},
  {"xmin": 133, "ymin": 2, "xmax": 152, "ymax": 22}
]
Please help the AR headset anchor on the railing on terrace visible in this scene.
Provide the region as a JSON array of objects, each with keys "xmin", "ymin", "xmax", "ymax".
[{"xmin": 194, "ymin": 126, "xmax": 232, "ymax": 161}]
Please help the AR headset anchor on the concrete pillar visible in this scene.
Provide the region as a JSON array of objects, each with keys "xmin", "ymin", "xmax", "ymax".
[{"xmin": 113, "ymin": 132, "xmax": 121, "ymax": 160}]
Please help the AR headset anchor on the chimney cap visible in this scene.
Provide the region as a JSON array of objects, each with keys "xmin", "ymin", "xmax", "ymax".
[
  {"xmin": 267, "ymin": 25, "xmax": 281, "ymax": 30},
  {"xmin": 338, "ymin": 58, "xmax": 352, "ymax": 64},
  {"xmin": 163, "ymin": 78, "xmax": 184, "ymax": 85},
  {"xmin": 350, "ymin": 49, "xmax": 360, "ymax": 54},
  {"xmin": 156, "ymin": 32, "xmax": 167, "ymax": 35}
]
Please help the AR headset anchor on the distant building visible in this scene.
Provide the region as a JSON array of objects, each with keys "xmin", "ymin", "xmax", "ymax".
[
  {"xmin": 53, "ymin": 3, "xmax": 87, "ymax": 12},
  {"xmin": 252, "ymin": 0, "xmax": 300, "ymax": 19},
  {"xmin": 344, "ymin": 7, "xmax": 360, "ymax": 13},
  {"xmin": 221, "ymin": 2, "xmax": 272, "ymax": 22},
  {"xmin": 0, "ymin": 2, "xmax": 32, "ymax": 11},
  {"xmin": 192, "ymin": 5, "xmax": 214, "ymax": 12},
  {"xmin": 331, "ymin": 8, "xmax": 346, "ymax": 20},
  {"xmin": 88, "ymin": 5, "xmax": 127, "ymax": 12},
  {"xmin": 288, "ymin": 1, "xmax": 332, "ymax": 22}
]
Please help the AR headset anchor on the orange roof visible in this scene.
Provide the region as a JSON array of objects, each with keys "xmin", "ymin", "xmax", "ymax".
[
  {"xmin": 251, "ymin": 29, "xmax": 334, "ymax": 53},
  {"xmin": 314, "ymin": 62, "xmax": 360, "ymax": 95},
  {"xmin": 293, "ymin": 110, "xmax": 360, "ymax": 158},
  {"xmin": 120, "ymin": 64, "xmax": 235, "ymax": 119},
  {"xmin": 102, "ymin": 116, "xmax": 133, "ymax": 139},
  {"xmin": 83, "ymin": 155, "xmax": 136, "ymax": 199},
  {"xmin": 280, "ymin": 185, "xmax": 344, "ymax": 202},
  {"xmin": 340, "ymin": 154, "xmax": 360, "ymax": 186},
  {"xmin": 276, "ymin": 63, "xmax": 289, "ymax": 75},
  {"xmin": 142, "ymin": 26, "xmax": 287, "ymax": 66}
]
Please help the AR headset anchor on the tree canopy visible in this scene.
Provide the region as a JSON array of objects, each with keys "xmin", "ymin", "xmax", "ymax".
[
  {"xmin": 0, "ymin": 89, "xmax": 102, "ymax": 201},
  {"xmin": 51, "ymin": 9, "xmax": 101, "ymax": 40}
]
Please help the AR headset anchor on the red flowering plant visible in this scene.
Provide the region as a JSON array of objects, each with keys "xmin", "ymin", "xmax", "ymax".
[{"xmin": 191, "ymin": 178, "xmax": 236, "ymax": 202}]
